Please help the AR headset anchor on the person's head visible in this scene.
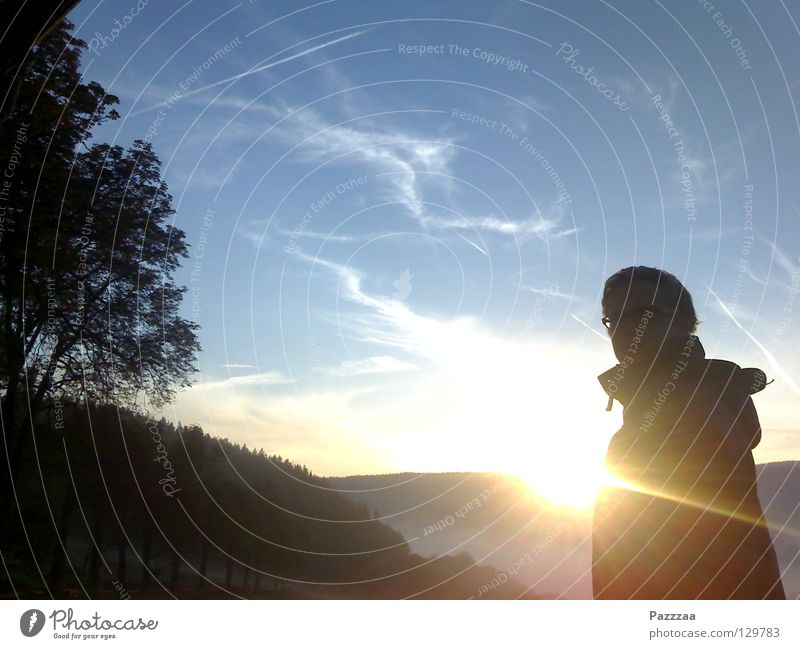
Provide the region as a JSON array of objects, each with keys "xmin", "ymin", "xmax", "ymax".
[{"xmin": 601, "ymin": 266, "xmax": 698, "ymax": 364}]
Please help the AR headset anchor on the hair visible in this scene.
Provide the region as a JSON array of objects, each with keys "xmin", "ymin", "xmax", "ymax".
[{"xmin": 601, "ymin": 266, "xmax": 699, "ymax": 333}]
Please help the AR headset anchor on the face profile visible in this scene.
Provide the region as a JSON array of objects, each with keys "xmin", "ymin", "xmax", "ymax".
[{"xmin": 601, "ymin": 269, "xmax": 695, "ymax": 366}]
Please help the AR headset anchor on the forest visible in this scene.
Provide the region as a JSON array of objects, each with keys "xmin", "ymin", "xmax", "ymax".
[{"xmin": 3, "ymin": 400, "xmax": 535, "ymax": 598}]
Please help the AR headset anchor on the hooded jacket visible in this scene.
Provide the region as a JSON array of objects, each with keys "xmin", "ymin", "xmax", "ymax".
[{"xmin": 591, "ymin": 335, "xmax": 785, "ymax": 599}]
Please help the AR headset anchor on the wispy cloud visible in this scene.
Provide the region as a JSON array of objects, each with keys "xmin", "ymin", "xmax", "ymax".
[
  {"xmin": 519, "ymin": 95, "xmax": 550, "ymax": 113},
  {"xmin": 227, "ymin": 106, "xmax": 574, "ymax": 244},
  {"xmin": 750, "ymin": 237, "xmax": 800, "ymax": 293},
  {"xmin": 523, "ymin": 284, "xmax": 574, "ymax": 300},
  {"xmin": 746, "ymin": 267, "xmax": 767, "ymax": 287},
  {"xmin": 417, "ymin": 200, "xmax": 577, "ymax": 242},
  {"xmin": 318, "ymin": 355, "xmax": 418, "ymax": 377},
  {"xmin": 274, "ymin": 227, "xmax": 361, "ymax": 244},
  {"xmin": 293, "ymin": 248, "xmax": 473, "ymax": 360},
  {"xmin": 191, "ymin": 371, "xmax": 295, "ymax": 391},
  {"xmin": 129, "ymin": 31, "xmax": 369, "ymax": 116},
  {"xmin": 707, "ymin": 298, "xmax": 757, "ymax": 323},
  {"xmin": 760, "ymin": 237, "xmax": 798, "ymax": 279},
  {"xmin": 271, "ymin": 107, "xmax": 455, "ymax": 218},
  {"xmin": 171, "ymin": 249, "xmax": 613, "ymax": 480}
]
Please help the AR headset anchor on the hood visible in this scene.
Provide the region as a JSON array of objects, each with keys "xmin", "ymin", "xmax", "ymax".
[{"xmin": 597, "ymin": 335, "xmax": 770, "ymax": 411}]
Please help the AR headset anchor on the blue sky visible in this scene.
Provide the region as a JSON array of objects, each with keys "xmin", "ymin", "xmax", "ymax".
[{"xmin": 67, "ymin": 0, "xmax": 800, "ymax": 492}]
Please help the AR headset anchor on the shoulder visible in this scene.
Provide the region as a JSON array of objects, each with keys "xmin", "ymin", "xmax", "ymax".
[
  {"xmin": 704, "ymin": 359, "xmax": 769, "ymax": 398},
  {"xmin": 698, "ymin": 359, "xmax": 764, "ymax": 449}
]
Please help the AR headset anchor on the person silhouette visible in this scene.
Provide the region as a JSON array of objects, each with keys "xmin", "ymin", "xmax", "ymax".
[{"xmin": 591, "ymin": 266, "xmax": 785, "ymax": 599}]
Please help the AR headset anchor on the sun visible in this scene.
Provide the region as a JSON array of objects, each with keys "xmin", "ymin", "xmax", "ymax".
[{"xmin": 519, "ymin": 463, "xmax": 614, "ymax": 510}]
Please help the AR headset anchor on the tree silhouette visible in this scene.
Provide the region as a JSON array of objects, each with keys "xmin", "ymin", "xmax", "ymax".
[{"xmin": 0, "ymin": 20, "xmax": 199, "ymax": 538}]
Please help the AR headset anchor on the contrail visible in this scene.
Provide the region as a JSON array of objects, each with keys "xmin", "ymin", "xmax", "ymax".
[
  {"xmin": 129, "ymin": 30, "xmax": 366, "ymax": 116},
  {"xmin": 571, "ymin": 313, "xmax": 608, "ymax": 341},
  {"xmin": 456, "ymin": 232, "xmax": 488, "ymax": 256},
  {"xmin": 759, "ymin": 236, "xmax": 798, "ymax": 279},
  {"xmin": 706, "ymin": 285, "xmax": 800, "ymax": 395}
]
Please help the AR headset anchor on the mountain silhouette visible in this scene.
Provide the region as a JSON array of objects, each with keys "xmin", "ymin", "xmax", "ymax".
[{"xmin": 329, "ymin": 462, "xmax": 800, "ymax": 599}]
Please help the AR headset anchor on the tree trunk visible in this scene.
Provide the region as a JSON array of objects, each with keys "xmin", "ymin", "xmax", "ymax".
[
  {"xmin": 170, "ymin": 552, "xmax": 180, "ymax": 592},
  {"xmin": 117, "ymin": 540, "xmax": 127, "ymax": 584},
  {"xmin": 0, "ymin": 385, "xmax": 23, "ymax": 547},
  {"xmin": 87, "ymin": 512, "xmax": 104, "ymax": 593},
  {"xmin": 197, "ymin": 538, "xmax": 209, "ymax": 590},
  {"xmin": 1, "ymin": 379, "xmax": 52, "ymax": 548},
  {"xmin": 140, "ymin": 521, "xmax": 153, "ymax": 593},
  {"xmin": 48, "ymin": 487, "xmax": 75, "ymax": 592},
  {"xmin": 242, "ymin": 551, "xmax": 250, "ymax": 589}
]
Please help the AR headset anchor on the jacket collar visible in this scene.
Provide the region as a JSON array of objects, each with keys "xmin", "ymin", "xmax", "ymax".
[{"xmin": 597, "ymin": 334, "xmax": 706, "ymax": 410}]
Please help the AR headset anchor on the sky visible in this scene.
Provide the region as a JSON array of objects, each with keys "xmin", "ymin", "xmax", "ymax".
[{"xmin": 66, "ymin": 0, "xmax": 800, "ymax": 500}]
